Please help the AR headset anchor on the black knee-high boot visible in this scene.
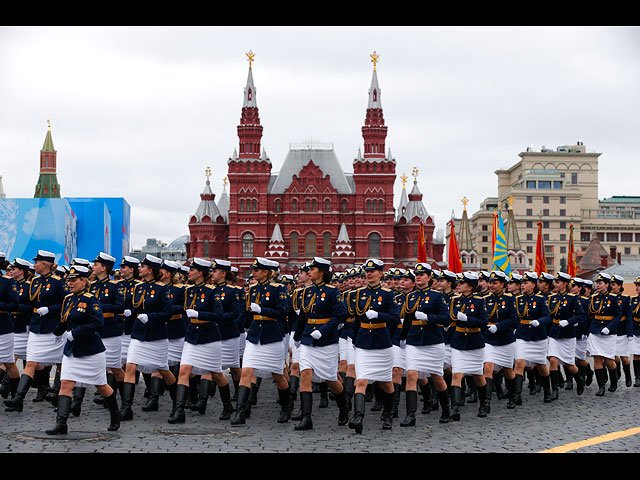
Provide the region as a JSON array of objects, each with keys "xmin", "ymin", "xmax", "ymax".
[
  {"xmin": 167, "ymin": 384, "xmax": 189, "ymax": 424},
  {"xmin": 400, "ymin": 390, "xmax": 417, "ymax": 427},
  {"xmin": 623, "ymin": 362, "xmax": 632, "ymax": 388},
  {"xmin": 633, "ymin": 360, "xmax": 640, "ymax": 387},
  {"xmin": 33, "ymin": 367, "xmax": 50, "ymax": 402},
  {"xmin": 104, "ymin": 391, "xmax": 121, "ymax": 431},
  {"xmin": 319, "ymin": 382, "xmax": 329, "ymax": 408},
  {"xmin": 218, "ymin": 383, "xmax": 234, "ymax": 420},
  {"xmin": 505, "ymin": 376, "xmax": 517, "ymax": 409},
  {"xmin": 419, "ymin": 382, "xmax": 432, "ymax": 414},
  {"xmin": 438, "ymin": 389, "xmax": 450, "ymax": 423},
  {"xmin": 288, "ymin": 375, "xmax": 299, "ymax": 417},
  {"xmin": 348, "ymin": 392, "xmax": 365, "ymax": 434},
  {"xmin": 142, "ymin": 376, "xmax": 162, "ymax": 412},
  {"xmin": 194, "ymin": 378, "xmax": 211, "ymax": 415},
  {"xmin": 608, "ymin": 366, "xmax": 618, "ymax": 392},
  {"xmin": 450, "ymin": 386, "xmax": 462, "ymax": 421},
  {"xmin": 381, "ymin": 390, "xmax": 394, "ymax": 430},
  {"xmin": 477, "ymin": 383, "xmax": 489, "ymax": 417},
  {"xmin": 119, "ymin": 382, "xmax": 135, "ymax": 421},
  {"xmin": 70, "ymin": 386, "xmax": 86, "ymax": 417},
  {"xmin": 595, "ymin": 368, "xmax": 607, "ymax": 396},
  {"xmin": 334, "ymin": 389, "xmax": 350, "ymax": 426},
  {"xmin": 3, "ymin": 373, "xmax": 32, "ymax": 412},
  {"xmin": 231, "ymin": 385, "xmax": 250, "ymax": 426},
  {"xmin": 294, "ymin": 391, "xmax": 313, "ymax": 430},
  {"xmin": 46, "ymin": 395, "xmax": 71, "ymax": 435}
]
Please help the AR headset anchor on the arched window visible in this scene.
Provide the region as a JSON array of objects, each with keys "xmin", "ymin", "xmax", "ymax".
[
  {"xmin": 252, "ymin": 200, "xmax": 257, "ymax": 212},
  {"xmin": 240, "ymin": 199, "xmax": 245, "ymax": 212},
  {"xmin": 312, "ymin": 199, "xmax": 317, "ymax": 212},
  {"xmin": 203, "ymin": 239, "xmax": 210, "ymax": 257},
  {"xmin": 342, "ymin": 199, "xmax": 348, "ymax": 212},
  {"xmin": 324, "ymin": 199, "xmax": 330, "ymax": 212},
  {"xmin": 368, "ymin": 233, "xmax": 381, "ymax": 258},
  {"xmin": 305, "ymin": 233, "xmax": 316, "ymax": 257},
  {"xmin": 242, "ymin": 233, "xmax": 254, "ymax": 257},
  {"xmin": 305, "ymin": 199, "xmax": 310, "ymax": 212},
  {"xmin": 366, "ymin": 200, "xmax": 371, "ymax": 212},
  {"xmin": 323, "ymin": 233, "xmax": 331, "ymax": 257},
  {"xmin": 275, "ymin": 199, "xmax": 281, "ymax": 212},
  {"xmin": 292, "ymin": 199, "xmax": 298, "ymax": 212},
  {"xmin": 290, "ymin": 233, "xmax": 298, "ymax": 257}
]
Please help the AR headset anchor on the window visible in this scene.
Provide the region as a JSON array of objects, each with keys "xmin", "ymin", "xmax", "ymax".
[
  {"xmin": 526, "ymin": 221, "xmax": 533, "ymax": 228},
  {"xmin": 560, "ymin": 246, "xmax": 566, "ymax": 253},
  {"xmin": 290, "ymin": 233, "xmax": 298, "ymax": 256},
  {"xmin": 482, "ymin": 225, "xmax": 488, "ymax": 231},
  {"xmin": 526, "ymin": 196, "xmax": 533, "ymax": 204},
  {"xmin": 275, "ymin": 199, "xmax": 281, "ymax": 213},
  {"xmin": 203, "ymin": 239, "xmax": 210, "ymax": 257},
  {"xmin": 242, "ymin": 233, "xmax": 254, "ymax": 257},
  {"xmin": 560, "ymin": 196, "xmax": 566, "ymax": 204},
  {"xmin": 545, "ymin": 245, "xmax": 554, "ymax": 253},
  {"xmin": 292, "ymin": 199, "xmax": 298, "ymax": 212},
  {"xmin": 543, "ymin": 234, "xmax": 549, "ymax": 241},
  {"xmin": 539, "ymin": 181, "xmax": 551, "ymax": 189},
  {"xmin": 560, "ymin": 234, "xmax": 566, "ymax": 241},
  {"xmin": 323, "ymin": 233, "xmax": 331, "ymax": 256},
  {"xmin": 543, "ymin": 221, "xmax": 549, "ymax": 228},
  {"xmin": 581, "ymin": 232, "xmax": 591, "ymax": 242},
  {"xmin": 546, "ymin": 257, "xmax": 554, "ymax": 265},
  {"xmin": 312, "ymin": 199, "xmax": 317, "ymax": 212},
  {"xmin": 305, "ymin": 233, "xmax": 316, "ymax": 257},
  {"xmin": 341, "ymin": 199, "xmax": 348, "ymax": 212},
  {"xmin": 482, "ymin": 258, "xmax": 488, "ymax": 264},
  {"xmin": 597, "ymin": 233, "xmax": 604, "ymax": 241},
  {"xmin": 240, "ymin": 199, "xmax": 245, "ymax": 212},
  {"xmin": 571, "ymin": 173, "xmax": 578, "ymax": 184},
  {"xmin": 526, "ymin": 209, "xmax": 533, "ymax": 216},
  {"xmin": 527, "ymin": 246, "xmax": 533, "ymax": 253},
  {"xmin": 482, "ymin": 236, "xmax": 488, "ymax": 243},
  {"xmin": 482, "ymin": 246, "xmax": 488, "ymax": 253},
  {"xmin": 252, "ymin": 200, "xmax": 257, "ymax": 212},
  {"xmin": 413, "ymin": 240, "xmax": 418, "ymax": 258},
  {"xmin": 560, "ymin": 222, "xmax": 566, "ymax": 229},
  {"xmin": 305, "ymin": 200, "xmax": 310, "ymax": 212},
  {"xmin": 526, "ymin": 234, "xmax": 533, "ymax": 241},
  {"xmin": 366, "ymin": 200, "xmax": 371, "ymax": 212},
  {"xmin": 560, "ymin": 209, "xmax": 566, "ymax": 217},
  {"xmin": 368, "ymin": 233, "xmax": 381, "ymax": 257},
  {"xmin": 606, "ymin": 233, "xmax": 619, "ymax": 242},
  {"xmin": 636, "ymin": 233, "xmax": 640, "ymax": 243},
  {"xmin": 625, "ymin": 247, "xmax": 631, "ymax": 255},
  {"xmin": 527, "ymin": 181, "xmax": 536, "ymax": 189},
  {"xmin": 621, "ymin": 233, "xmax": 633, "ymax": 242},
  {"xmin": 543, "ymin": 196, "xmax": 549, "ymax": 204},
  {"xmin": 553, "ymin": 181, "xmax": 563, "ymax": 189},
  {"xmin": 325, "ymin": 199, "xmax": 330, "ymax": 212},
  {"xmin": 543, "ymin": 209, "xmax": 549, "ymax": 216}
]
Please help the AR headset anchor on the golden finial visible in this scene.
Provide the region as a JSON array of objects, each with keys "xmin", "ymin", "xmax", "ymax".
[
  {"xmin": 412, "ymin": 166, "xmax": 419, "ymax": 180},
  {"xmin": 47, "ymin": 119, "xmax": 51, "ymax": 130},
  {"xmin": 461, "ymin": 196, "xmax": 469, "ymax": 211},
  {"xmin": 223, "ymin": 176, "xmax": 228, "ymax": 190},
  {"xmin": 246, "ymin": 50, "xmax": 255, "ymax": 70},
  {"xmin": 507, "ymin": 195, "xmax": 514, "ymax": 210},
  {"xmin": 400, "ymin": 173, "xmax": 408, "ymax": 189},
  {"xmin": 370, "ymin": 51, "xmax": 380, "ymax": 71},
  {"xmin": 205, "ymin": 166, "xmax": 211, "ymax": 182}
]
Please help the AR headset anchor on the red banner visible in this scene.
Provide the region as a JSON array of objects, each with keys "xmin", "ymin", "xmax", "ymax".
[
  {"xmin": 448, "ymin": 220, "xmax": 463, "ymax": 273},
  {"xmin": 417, "ymin": 220, "xmax": 427, "ymax": 263},
  {"xmin": 535, "ymin": 222, "xmax": 547, "ymax": 274},
  {"xmin": 567, "ymin": 223, "xmax": 576, "ymax": 277}
]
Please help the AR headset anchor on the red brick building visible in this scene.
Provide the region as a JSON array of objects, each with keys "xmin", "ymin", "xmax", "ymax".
[{"xmin": 185, "ymin": 57, "xmax": 444, "ymax": 277}]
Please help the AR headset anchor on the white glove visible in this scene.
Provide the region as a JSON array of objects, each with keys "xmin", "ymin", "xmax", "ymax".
[
  {"xmin": 67, "ymin": 331, "xmax": 74, "ymax": 342},
  {"xmin": 186, "ymin": 309, "xmax": 198, "ymax": 319},
  {"xmin": 338, "ymin": 323, "xmax": 343, "ymax": 330},
  {"xmin": 582, "ymin": 334, "xmax": 588, "ymax": 341},
  {"xmin": 310, "ymin": 330, "xmax": 322, "ymax": 340},
  {"xmin": 456, "ymin": 312, "xmax": 467, "ymax": 322},
  {"xmin": 37, "ymin": 307, "xmax": 49, "ymax": 316},
  {"xmin": 488, "ymin": 325, "xmax": 498, "ymax": 334},
  {"xmin": 365, "ymin": 309, "xmax": 378, "ymax": 320},
  {"xmin": 295, "ymin": 309, "xmax": 300, "ymax": 316},
  {"xmin": 559, "ymin": 320, "xmax": 569, "ymax": 328},
  {"xmin": 530, "ymin": 320, "xmax": 540, "ymax": 327},
  {"xmin": 399, "ymin": 340, "xmax": 406, "ymax": 350},
  {"xmin": 123, "ymin": 309, "xmax": 132, "ymax": 317},
  {"xmin": 601, "ymin": 327, "xmax": 610, "ymax": 335},
  {"xmin": 250, "ymin": 303, "xmax": 261, "ymax": 314},
  {"xmin": 415, "ymin": 311, "xmax": 428, "ymax": 321},
  {"xmin": 294, "ymin": 340, "xmax": 301, "ymax": 348},
  {"xmin": 138, "ymin": 314, "xmax": 148, "ymax": 324}
]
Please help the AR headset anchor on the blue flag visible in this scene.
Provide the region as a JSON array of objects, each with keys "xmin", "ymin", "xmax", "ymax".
[{"xmin": 491, "ymin": 210, "xmax": 512, "ymax": 275}]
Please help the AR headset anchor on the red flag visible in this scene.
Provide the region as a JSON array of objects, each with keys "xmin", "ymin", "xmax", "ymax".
[
  {"xmin": 448, "ymin": 220, "xmax": 463, "ymax": 273},
  {"xmin": 417, "ymin": 220, "xmax": 427, "ymax": 263},
  {"xmin": 567, "ymin": 223, "xmax": 576, "ymax": 276},
  {"xmin": 491, "ymin": 210, "xmax": 498, "ymax": 253},
  {"xmin": 535, "ymin": 222, "xmax": 547, "ymax": 274}
]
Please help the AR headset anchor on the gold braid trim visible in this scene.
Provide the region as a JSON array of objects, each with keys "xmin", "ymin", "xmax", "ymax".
[
  {"xmin": 60, "ymin": 297, "xmax": 74, "ymax": 324},
  {"xmin": 132, "ymin": 283, "xmax": 146, "ymax": 309},
  {"xmin": 516, "ymin": 297, "xmax": 529, "ymax": 319},
  {"xmin": 301, "ymin": 287, "xmax": 316, "ymax": 314},
  {"xmin": 355, "ymin": 288, "xmax": 372, "ymax": 317}
]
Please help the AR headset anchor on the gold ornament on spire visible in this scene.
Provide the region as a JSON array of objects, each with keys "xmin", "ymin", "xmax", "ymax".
[
  {"xmin": 400, "ymin": 173, "xmax": 408, "ymax": 189},
  {"xmin": 507, "ymin": 195, "xmax": 514, "ymax": 210},
  {"xmin": 205, "ymin": 166, "xmax": 211, "ymax": 182},
  {"xmin": 47, "ymin": 119, "xmax": 51, "ymax": 130},
  {"xmin": 461, "ymin": 196, "xmax": 469, "ymax": 211},
  {"xmin": 412, "ymin": 167, "xmax": 419, "ymax": 180},
  {"xmin": 370, "ymin": 51, "xmax": 380, "ymax": 71},
  {"xmin": 246, "ymin": 50, "xmax": 255, "ymax": 70},
  {"xmin": 223, "ymin": 176, "xmax": 228, "ymax": 190}
]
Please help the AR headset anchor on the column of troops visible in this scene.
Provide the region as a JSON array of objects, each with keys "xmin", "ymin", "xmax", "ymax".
[{"xmin": 1, "ymin": 249, "xmax": 639, "ymax": 435}]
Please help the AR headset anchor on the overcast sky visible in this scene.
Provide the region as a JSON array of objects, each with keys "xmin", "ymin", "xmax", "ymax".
[{"xmin": 1, "ymin": 26, "xmax": 639, "ymax": 250}]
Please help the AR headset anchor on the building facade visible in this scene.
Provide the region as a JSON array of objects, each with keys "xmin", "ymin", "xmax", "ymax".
[{"xmin": 185, "ymin": 55, "xmax": 444, "ymax": 277}]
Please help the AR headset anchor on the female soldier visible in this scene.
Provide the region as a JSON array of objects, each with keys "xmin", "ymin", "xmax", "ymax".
[
  {"xmin": 0, "ymin": 254, "xmax": 20, "ymax": 402},
  {"xmin": 575, "ymin": 279, "xmax": 595, "ymax": 387},
  {"xmin": 610, "ymin": 274, "xmax": 633, "ymax": 387},
  {"xmin": 119, "ymin": 254, "xmax": 177, "ymax": 421},
  {"xmin": 45, "ymin": 265, "xmax": 120, "ymax": 435},
  {"xmin": 586, "ymin": 272, "xmax": 621, "ymax": 396},
  {"xmin": 168, "ymin": 258, "xmax": 233, "ymax": 423},
  {"xmin": 1, "ymin": 259, "xmax": 33, "ymax": 399},
  {"xmin": 119, "ymin": 256, "xmax": 142, "ymax": 370},
  {"xmin": 482, "ymin": 271, "xmax": 518, "ymax": 410},
  {"xmin": 231, "ymin": 257, "xmax": 290, "ymax": 426},
  {"xmin": 436, "ymin": 270, "xmax": 457, "ymax": 393},
  {"xmin": 289, "ymin": 264, "xmax": 310, "ymax": 421},
  {"xmin": 398, "ymin": 264, "xmax": 451, "ymax": 426},
  {"xmin": 348, "ymin": 258, "xmax": 400, "ymax": 434},
  {"xmin": 547, "ymin": 272, "xmax": 586, "ymax": 399},
  {"xmin": 5, "ymin": 250, "xmax": 67, "ymax": 413},
  {"xmin": 630, "ymin": 277, "xmax": 640, "ymax": 387},
  {"xmin": 512, "ymin": 272, "xmax": 552, "ymax": 405},
  {"xmin": 448, "ymin": 272, "xmax": 489, "ymax": 421},
  {"xmin": 292, "ymin": 257, "xmax": 349, "ymax": 430}
]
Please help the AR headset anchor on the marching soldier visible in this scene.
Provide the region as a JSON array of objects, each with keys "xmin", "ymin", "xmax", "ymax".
[
  {"xmin": 292, "ymin": 257, "xmax": 349, "ymax": 430},
  {"xmin": 610, "ymin": 274, "xmax": 633, "ymax": 387},
  {"xmin": 348, "ymin": 258, "xmax": 401, "ymax": 434},
  {"xmin": 0, "ymin": 253, "xmax": 20, "ymax": 403},
  {"xmin": 630, "ymin": 277, "xmax": 640, "ymax": 386},
  {"xmin": 118, "ymin": 256, "xmax": 142, "ymax": 369},
  {"xmin": 289, "ymin": 263, "xmax": 310, "ymax": 421},
  {"xmin": 45, "ymin": 265, "xmax": 120, "ymax": 435}
]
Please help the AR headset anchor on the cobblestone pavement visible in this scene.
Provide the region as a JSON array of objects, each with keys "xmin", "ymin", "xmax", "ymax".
[{"xmin": 1, "ymin": 373, "xmax": 640, "ymax": 453}]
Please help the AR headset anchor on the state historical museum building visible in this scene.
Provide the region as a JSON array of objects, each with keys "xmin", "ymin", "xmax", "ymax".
[{"xmin": 185, "ymin": 54, "xmax": 444, "ymax": 277}]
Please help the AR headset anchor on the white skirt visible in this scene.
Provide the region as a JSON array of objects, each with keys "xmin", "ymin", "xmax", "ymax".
[
  {"xmin": 392, "ymin": 344, "xmax": 406, "ymax": 370},
  {"xmin": 346, "ymin": 337, "xmax": 356, "ymax": 365},
  {"xmin": 339, "ymin": 337, "xmax": 348, "ymax": 362},
  {"xmin": 102, "ymin": 335, "xmax": 123, "ymax": 369},
  {"xmin": 587, "ymin": 333, "xmax": 616, "ymax": 360},
  {"xmin": 444, "ymin": 343, "xmax": 453, "ymax": 370},
  {"xmin": 221, "ymin": 337, "xmax": 241, "ymax": 369},
  {"xmin": 238, "ymin": 332, "xmax": 247, "ymax": 358},
  {"xmin": 291, "ymin": 339, "xmax": 301, "ymax": 364},
  {"xmin": 61, "ymin": 351, "xmax": 107, "ymax": 388},
  {"xmin": 0, "ymin": 333, "xmax": 15, "ymax": 364},
  {"xmin": 451, "ymin": 347, "xmax": 485, "ymax": 376},
  {"xmin": 181, "ymin": 340, "xmax": 222, "ymax": 376},
  {"xmin": 126, "ymin": 338, "xmax": 169, "ymax": 374},
  {"xmin": 283, "ymin": 333, "xmax": 291, "ymax": 363},
  {"xmin": 575, "ymin": 337, "xmax": 588, "ymax": 361},
  {"xmin": 26, "ymin": 331, "xmax": 65, "ymax": 366},
  {"xmin": 242, "ymin": 339, "xmax": 286, "ymax": 378},
  {"xmin": 168, "ymin": 337, "xmax": 185, "ymax": 366},
  {"xmin": 615, "ymin": 335, "xmax": 630, "ymax": 357},
  {"xmin": 515, "ymin": 338, "xmax": 548, "ymax": 365},
  {"xmin": 300, "ymin": 343, "xmax": 339, "ymax": 382},
  {"xmin": 630, "ymin": 336, "xmax": 640, "ymax": 356},
  {"xmin": 355, "ymin": 347, "xmax": 393, "ymax": 383},
  {"xmin": 121, "ymin": 335, "xmax": 131, "ymax": 364},
  {"xmin": 484, "ymin": 343, "xmax": 515, "ymax": 369},
  {"xmin": 13, "ymin": 331, "xmax": 28, "ymax": 360},
  {"xmin": 548, "ymin": 337, "xmax": 576, "ymax": 366},
  {"xmin": 406, "ymin": 343, "xmax": 445, "ymax": 377}
]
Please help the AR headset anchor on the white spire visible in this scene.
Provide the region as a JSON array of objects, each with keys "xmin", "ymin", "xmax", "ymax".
[
  {"xmin": 337, "ymin": 223, "xmax": 350, "ymax": 243},
  {"xmin": 367, "ymin": 70, "xmax": 382, "ymax": 109},
  {"xmin": 270, "ymin": 223, "xmax": 283, "ymax": 243},
  {"xmin": 243, "ymin": 67, "xmax": 257, "ymax": 108}
]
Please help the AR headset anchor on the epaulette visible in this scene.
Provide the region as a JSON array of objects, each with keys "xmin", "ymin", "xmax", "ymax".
[
  {"xmin": 503, "ymin": 292, "xmax": 513, "ymax": 297},
  {"xmin": 205, "ymin": 284, "xmax": 216, "ymax": 289},
  {"xmin": 610, "ymin": 293, "xmax": 618, "ymax": 297},
  {"xmin": 567, "ymin": 293, "xmax": 576, "ymax": 296},
  {"xmin": 473, "ymin": 295, "xmax": 485, "ymax": 300},
  {"xmin": 82, "ymin": 292, "xmax": 94, "ymax": 298},
  {"xmin": 51, "ymin": 275, "xmax": 61, "ymax": 281},
  {"xmin": 155, "ymin": 281, "xmax": 167, "ymax": 286},
  {"xmin": 381, "ymin": 287, "xmax": 391, "ymax": 292}
]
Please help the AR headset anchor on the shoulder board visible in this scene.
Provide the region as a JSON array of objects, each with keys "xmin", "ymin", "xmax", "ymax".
[
  {"xmin": 452, "ymin": 294, "xmax": 462, "ymax": 299},
  {"xmin": 108, "ymin": 280, "xmax": 119, "ymax": 285},
  {"xmin": 2, "ymin": 274, "xmax": 11, "ymax": 279},
  {"xmin": 269, "ymin": 282, "xmax": 282, "ymax": 287},
  {"xmin": 473, "ymin": 295, "xmax": 484, "ymax": 300},
  {"xmin": 205, "ymin": 284, "xmax": 216, "ymax": 290},
  {"xmin": 155, "ymin": 281, "xmax": 167, "ymax": 286},
  {"xmin": 381, "ymin": 287, "xmax": 391, "ymax": 292},
  {"xmin": 324, "ymin": 284, "xmax": 337, "ymax": 289},
  {"xmin": 567, "ymin": 293, "xmax": 576, "ymax": 297},
  {"xmin": 82, "ymin": 292, "xmax": 94, "ymax": 298},
  {"xmin": 610, "ymin": 293, "xmax": 618, "ymax": 297},
  {"xmin": 503, "ymin": 292, "xmax": 513, "ymax": 297},
  {"xmin": 51, "ymin": 275, "xmax": 61, "ymax": 281},
  {"xmin": 64, "ymin": 293, "xmax": 74, "ymax": 300}
]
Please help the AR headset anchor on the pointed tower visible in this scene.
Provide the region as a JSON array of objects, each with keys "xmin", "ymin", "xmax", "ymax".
[
  {"xmin": 186, "ymin": 167, "xmax": 228, "ymax": 260},
  {"xmin": 458, "ymin": 197, "xmax": 481, "ymax": 270},
  {"xmin": 227, "ymin": 51, "xmax": 272, "ymax": 272},
  {"xmin": 34, "ymin": 120, "xmax": 61, "ymax": 198},
  {"xmin": 217, "ymin": 177, "xmax": 230, "ymax": 223},
  {"xmin": 504, "ymin": 196, "xmax": 527, "ymax": 272},
  {"xmin": 396, "ymin": 173, "xmax": 409, "ymax": 221},
  {"xmin": 332, "ymin": 223, "xmax": 356, "ymax": 269},
  {"xmin": 265, "ymin": 224, "xmax": 288, "ymax": 259},
  {"xmin": 353, "ymin": 52, "xmax": 396, "ymax": 263}
]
